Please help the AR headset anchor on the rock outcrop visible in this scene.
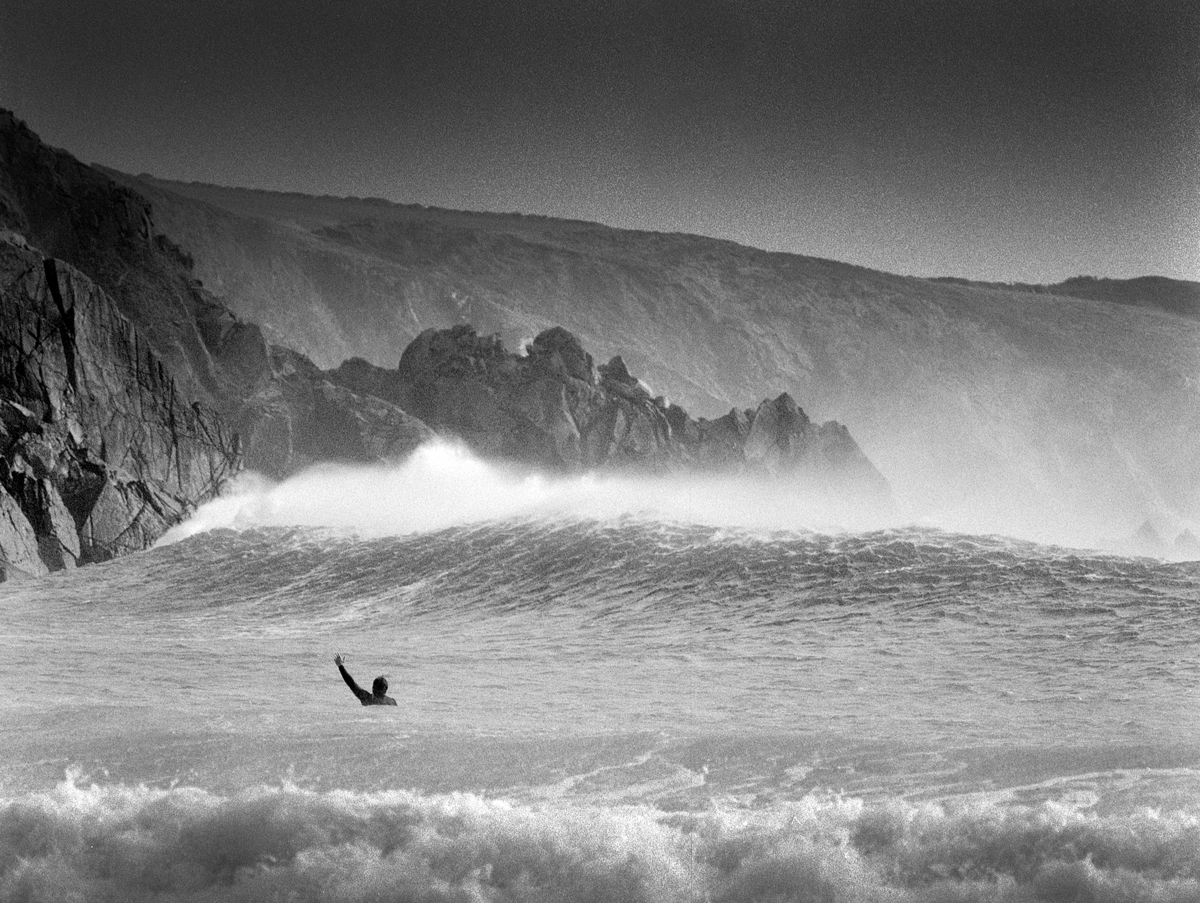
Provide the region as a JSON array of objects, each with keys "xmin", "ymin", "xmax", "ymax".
[
  {"xmin": 110, "ymin": 167, "xmax": 1200, "ymax": 540},
  {"xmin": 0, "ymin": 109, "xmax": 236, "ymax": 408},
  {"xmin": 0, "ymin": 109, "xmax": 889, "ymax": 578},
  {"xmin": 234, "ymin": 347, "xmax": 433, "ymax": 479},
  {"xmin": 0, "ymin": 110, "xmax": 443, "ymax": 577},
  {"xmin": 330, "ymin": 324, "xmax": 889, "ymax": 495},
  {"xmin": 0, "ymin": 237, "xmax": 239, "ymax": 578}
]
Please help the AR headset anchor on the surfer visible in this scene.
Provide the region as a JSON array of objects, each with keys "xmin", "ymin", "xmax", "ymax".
[{"xmin": 334, "ymin": 653, "xmax": 398, "ymax": 706}]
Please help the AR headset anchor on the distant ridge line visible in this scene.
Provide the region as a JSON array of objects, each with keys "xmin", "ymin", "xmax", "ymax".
[
  {"xmin": 96, "ymin": 167, "xmax": 918, "ymax": 280},
  {"xmin": 929, "ymin": 274, "xmax": 1200, "ymax": 320},
  {"xmin": 108, "ymin": 167, "xmax": 1190, "ymax": 298}
]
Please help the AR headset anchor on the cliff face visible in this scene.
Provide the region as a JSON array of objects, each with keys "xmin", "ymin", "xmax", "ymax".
[
  {"xmin": 233, "ymin": 346, "xmax": 434, "ymax": 480},
  {"xmin": 329, "ymin": 325, "xmax": 889, "ymax": 498},
  {"xmin": 0, "ymin": 111, "xmax": 268, "ymax": 578},
  {"xmin": 0, "ymin": 111, "xmax": 442, "ymax": 576},
  {"xmin": 0, "ymin": 110, "xmax": 240, "ymax": 408},
  {"xmin": 0, "ymin": 237, "xmax": 239, "ymax": 578},
  {"xmin": 0, "ymin": 110, "xmax": 887, "ymax": 578}
]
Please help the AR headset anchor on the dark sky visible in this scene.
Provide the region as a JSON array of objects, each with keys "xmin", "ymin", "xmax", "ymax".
[{"xmin": 3, "ymin": 0, "xmax": 1198, "ymax": 282}]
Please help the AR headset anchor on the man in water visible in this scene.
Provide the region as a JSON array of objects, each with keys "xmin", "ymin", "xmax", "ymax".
[{"xmin": 334, "ymin": 653, "xmax": 398, "ymax": 706}]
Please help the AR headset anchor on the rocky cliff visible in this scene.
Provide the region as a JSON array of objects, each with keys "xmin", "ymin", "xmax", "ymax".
[
  {"xmin": 0, "ymin": 111, "xmax": 437, "ymax": 576},
  {"xmin": 109, "ymin": 171, "xmax": 1200, "ymax": 541},
  {"xmin": 233, "ymin": 345, "xmax": 433, "ymax": 480},
  {"xmin": 0, "ymin": 109, "xmax": 886, "ymax": 577},
  {"xmin": 327, "ymin": 324, "xmax": 888, "ymax": 497},
  {"xmin": 0, "ymin": 235, "xmax": 239, "ymax": 578}
]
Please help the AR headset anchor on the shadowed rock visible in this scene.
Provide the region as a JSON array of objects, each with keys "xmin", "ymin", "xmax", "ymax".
[
  {"xmin": 235, "ymin": 347, "xmax": 434, "ymax": 479},
  {"xmin": 0, "ymin": 483, "xmax": 43, "ymax": 580},
  {"xmin": 333, "ymin": 324, "xmax": 890, "ymax": 495},
  {"xmin": 0, "ymin": 110, "xmax": 889, "ymax": 576},
  {"xmin": 0, "ymin": 237, "xmax": 240, "ymax": 572},
  {"xmin": 0, "ymin": 111, "xmax": 446, "ymax": 573}
]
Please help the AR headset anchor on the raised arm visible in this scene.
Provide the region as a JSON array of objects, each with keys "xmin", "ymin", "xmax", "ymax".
[{"xmin": 334, "ymin": 653, "xmax": 372, "ymax": 703}]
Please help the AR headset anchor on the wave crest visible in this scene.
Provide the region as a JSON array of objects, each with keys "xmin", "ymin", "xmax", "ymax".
[{"xmin": 160, "ymin": 439, "xmax": 903, "ymax": 545}]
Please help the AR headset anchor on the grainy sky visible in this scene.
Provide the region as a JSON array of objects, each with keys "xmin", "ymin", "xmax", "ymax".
[{"xmin": 2, "ymin": 0, "xmax": 1197, "ymax": 282}]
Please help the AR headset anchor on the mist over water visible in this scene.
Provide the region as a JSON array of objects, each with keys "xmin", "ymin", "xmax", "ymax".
[
  {"xmin": 163, "ymin": 440, "xmax": 1187, "ymax": 557},
  {"xmin": 163, "ymin": 440, "xmax": 900, "ymax": 543}
]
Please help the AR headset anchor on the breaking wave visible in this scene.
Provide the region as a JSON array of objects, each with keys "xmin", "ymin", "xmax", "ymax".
[
  {"xmin": 162, "ymin": 439, "xmax": 1197, "ymax": 557},
  {"xmin": 160, "ymin": 439, "xmax": 906, "ymax": 544},
  {"xmin": 4, "ymin": 776, "xmax": 1200, "ymax": 902}
]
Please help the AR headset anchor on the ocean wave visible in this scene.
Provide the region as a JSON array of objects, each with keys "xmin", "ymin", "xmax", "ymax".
[
  {"xmin": 159, "ymin": 439, "xmax": 904, "ymax": 542},
  {"xmin": 4, "ymin": 776, "xmax": 1200, "ymax": 902},
  {"xmin": 13, "ymin": 514, "xmax": 1196, "ymax": 642},
  {"xmin": 140, "ymin": 518, "xmax": 1200, "ymax": 625},
  {"xmin": 155, "ymin": 439, "xmax": 1200, "ymax": 558}
]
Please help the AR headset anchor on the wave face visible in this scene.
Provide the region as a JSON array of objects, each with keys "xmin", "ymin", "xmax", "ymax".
[
  {"xmin": 4, "ymin": 455, "xmax": 1200, "ymax": 900},
  {"xmin": 147, "ymin": 517, "xmax": 1200, "ymax": 743}
]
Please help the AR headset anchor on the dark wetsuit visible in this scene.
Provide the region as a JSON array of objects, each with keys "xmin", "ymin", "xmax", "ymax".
[{"xmin": 338, "ymin": 664, "xmax": 398, "ymax": 706}]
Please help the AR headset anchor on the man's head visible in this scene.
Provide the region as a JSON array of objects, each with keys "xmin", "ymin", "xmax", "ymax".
[{"xmin": 372, "ymin": 676, "xmax": 389, "ymax": 697}]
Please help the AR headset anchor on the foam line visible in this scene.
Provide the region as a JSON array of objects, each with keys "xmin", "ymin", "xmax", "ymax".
[
  {"xmin": 161, "ymin": 439, "xmax": 897, "ymax": 544},
  {"xmin": 4, "ymin": 776, "xmax": 1200, "ymax": 902}
]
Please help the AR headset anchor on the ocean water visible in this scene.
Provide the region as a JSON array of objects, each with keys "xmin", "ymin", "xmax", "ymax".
[{"xmin": 4, "ymin": 444, "xmax": 1200, "ymax": 902}]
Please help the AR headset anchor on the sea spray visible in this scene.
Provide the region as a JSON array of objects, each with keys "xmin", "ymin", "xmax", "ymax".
[
  {"xmin": 159, "ymin": 439, "xmax": 1200, "ymax": 556},
  {"xmin": 162, "ymin": 439, "xmax": 904, "ymax": 544}
]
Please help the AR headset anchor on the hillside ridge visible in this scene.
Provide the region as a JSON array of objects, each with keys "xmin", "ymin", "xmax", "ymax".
[
  {"xmin": 102, "ymin": 164, "xmax": 1200, "ymax": 544},
  {"xmin": 0, "ymin": 108, "xmax": 888, "ymax": 576}
]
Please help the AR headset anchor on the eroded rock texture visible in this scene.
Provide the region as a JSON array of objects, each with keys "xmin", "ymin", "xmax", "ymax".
[
  {"xmin": 0, "ymin": 239, "xmax": 239, "ymax": 578},
  {"xmin": 0, "ymin": 109, "xmax": 889, "ymax": 578},
  {"xmin": 330, "ymin": 324, "xmax": 890, "ymax": 494},
  {"xmin": 233, "ymin": 347, "xmax": 434, "ymax": 479},
  {"xmin": 0, "ymin": 111, "xmax": 442, "ymax": 576}
]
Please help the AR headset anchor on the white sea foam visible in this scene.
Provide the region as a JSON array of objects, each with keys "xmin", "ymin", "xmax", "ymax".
[
  {"xmin": 4, "ymin": 776, "xmax": 1200, "ymax": 903},
  {"xmin": 161, "ymin": 439, "xmax": 901, "ymax": 544},
  {"xmin": 159, "ymin": 438, "xmax": 1200, "ymax": 555}
]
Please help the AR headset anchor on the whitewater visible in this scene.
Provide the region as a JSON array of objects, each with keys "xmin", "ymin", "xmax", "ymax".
[{"xmin": 4, "ymin": 442, "xmax": 1200, "ymax": 902}]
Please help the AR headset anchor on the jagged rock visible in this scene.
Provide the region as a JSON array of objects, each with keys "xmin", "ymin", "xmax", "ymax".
[
  {"xmin": 34, "ymin": 477, "xmax": 80, "ymax": 570},
  {"xmin": 528, "ymin": 327, "xmax": 595, "ymax": 385},
  {"xmin": 598, "ymin": 356, "xmax": 637, "ymax": 387},
  {"xmin": 391, "ymin": 326, "xmax": 589, "ymax": 467},
  {"xmin": 329, "ymin": 357, "xmax": 407, "ymax": 405},
  {"xmin": 0, "ymin": 109, "xmax": 235, "ymax": 406},
  {"xmin": 306, "ymin": 381, "xmax": 433, "ymax": 465},
  {"xmin": 235, "ymin": 347, "xmax": 434, "ymax": 478},
  {"xmin": 0, "ymin": 112, "xmax": 264, "ymax": 573},
  {"xmin": 0, "ymin": 237, "xmax": 240, "ymax": 569},
  {"xmin": 80, "ymin": 474, "xmax": 181, "ymax": 563},
  {"xmin": 690, "ymin": 408, "xmax": 753, "ymax": 469},
  {"xmin": 0, "ymin": 111, "xmax": 891, "ymax": 577},
  {"xmin": 665, "ymin": 402, "xmax": 699, "ymax": 444},
  {"xmin": 373, "ymin": 325, "xmax": 690, "ymax": 470},
  {"xmin": 0, "ymin": 113, "xmax": 450, "ymax": 575},
  {"xmin": 0, "ymin": 483, "xmax": 45, "ymax": 580},
  {"xmin": 330, "ymin": 324, "xmax": 889, "ymax": 494},
  {"xmin": 599, "ymin": 355, "xmax": 654, "ymax": 404},
  {"xmin": 744, "ymin": 393, "xmax": 812, "ymax": 469}
]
